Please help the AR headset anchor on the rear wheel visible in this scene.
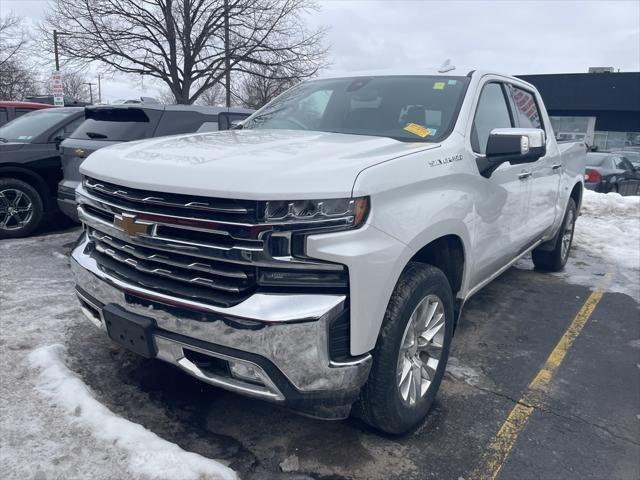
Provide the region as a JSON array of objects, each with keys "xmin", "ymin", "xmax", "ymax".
[
  {"xmin": 532, "ymin": 198, "xmax": 577, "ymax": 271},
  {"xmin": 354, "ymin": 262, "xmax": 454, "ymax": 434},
  {"xmin": 0, "ymin": 178, "xmax": 44, "ymax": 239}
]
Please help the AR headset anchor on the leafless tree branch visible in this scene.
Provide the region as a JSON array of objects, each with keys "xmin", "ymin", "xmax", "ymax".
[{"xmin": 42, "ymin": 0, "xmax": 328, "ymax": 104}]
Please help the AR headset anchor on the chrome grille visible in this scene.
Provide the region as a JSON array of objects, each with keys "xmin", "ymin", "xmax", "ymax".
[
  {"xmin": 84, "ymin": 177, "xmax": 257, "ymax": 217},
  {"xmin": 77, "ymin": 177, "xmax": 345, "ymax": 308}
]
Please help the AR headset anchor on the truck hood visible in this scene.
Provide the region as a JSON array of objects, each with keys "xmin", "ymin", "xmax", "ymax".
[{"xmin": 79, "ymin": 129, "xmax": 439, "ymax": 199}]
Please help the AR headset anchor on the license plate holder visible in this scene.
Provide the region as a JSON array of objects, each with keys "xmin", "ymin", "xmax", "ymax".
[{"xmin": 103, "ymin": 304, "xmax": 157, "ymax": 358}]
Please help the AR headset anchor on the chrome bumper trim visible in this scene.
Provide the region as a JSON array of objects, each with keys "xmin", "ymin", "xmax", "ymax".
[
  {"xmin": 153, "ymin": 336, "xmax": 284, "ymax": 401},
  {"xmin": 71, "ymin": 234, "xmax": 372, "ymax": 393}
]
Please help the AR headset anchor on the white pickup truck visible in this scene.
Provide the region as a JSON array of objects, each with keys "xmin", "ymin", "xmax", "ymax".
[{"xmin": 70, "ymin": 70, "xmax": 586, "ymax": 434}]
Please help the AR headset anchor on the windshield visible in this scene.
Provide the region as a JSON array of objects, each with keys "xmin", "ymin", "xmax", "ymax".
[
  {"xmin": 244, "ymin": 75, "xmax": 470, "ymax": 142},
  {"xmin": 0, "ymin": 109, "xmax": 77, "ymax": 142}
]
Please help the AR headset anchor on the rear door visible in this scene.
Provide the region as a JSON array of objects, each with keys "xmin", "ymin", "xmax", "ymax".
[
  {"xmin": 507, "ymin": 84, "xmax": 561, "ymax": 239},
  {"xmin": 468, "ymin": 80, "xmax": 531, "ymax": 289}
]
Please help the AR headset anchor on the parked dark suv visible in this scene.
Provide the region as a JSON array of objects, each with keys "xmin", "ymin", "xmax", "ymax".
[
  {"xmin": 0, "ymin": 107, "xmax": 84, "ymax": 238},
  {"xmin": 57, "ymin": 104, "xmax": 253, "ymax": 221}
]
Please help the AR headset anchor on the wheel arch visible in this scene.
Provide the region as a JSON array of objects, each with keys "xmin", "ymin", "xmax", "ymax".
[
  {"xmin": 570, "ymin": 181, "xmax": 583, "ymax": 213},
  {"xmin": 0, "ymin": 165, "xmax": 52, "ymax": 211},
  {"xmin": 409, "ymin": 234, "xmax": 466, "ymax": 300}
]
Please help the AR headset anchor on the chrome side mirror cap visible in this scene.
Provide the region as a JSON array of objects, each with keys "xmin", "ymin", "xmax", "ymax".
[{"xmin": 486, "ymin": 128, "xmax": 546, "ymax": 165}]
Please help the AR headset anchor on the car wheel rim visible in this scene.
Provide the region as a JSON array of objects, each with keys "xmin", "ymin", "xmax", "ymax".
[
  {"xmin": 0, "ymin": 188, "xmax": 34, "ymax": 231},
  {"xmin": 561, "ymin": 208, "xmax": 575, "ymax": 261},
  {"xmin": 396, "ymin": 294, "xmax": 445, "ymax": 406}
]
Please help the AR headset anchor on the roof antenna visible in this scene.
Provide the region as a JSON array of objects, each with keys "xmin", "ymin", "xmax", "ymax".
[{"xmin": 438, "ymin": 59, "xmax": 456, "ymax": 73}]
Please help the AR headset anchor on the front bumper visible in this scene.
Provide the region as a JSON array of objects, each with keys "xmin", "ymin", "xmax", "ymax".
[{"xmin": 71, "ymin": 233, "xmax": 372, "ymax": 418}]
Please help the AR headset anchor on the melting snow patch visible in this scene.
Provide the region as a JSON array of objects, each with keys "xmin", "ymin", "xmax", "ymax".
[
  {"xmin": 28, "ymin": 344, "xmax": 237, "ymax": 480},
  {"xmin": 570, "ymin": 190, "xmax": 640, "ymax": 299},
  {"xmin": 446, "ymin": 357, "xmax": 481, "ymax": 386}
]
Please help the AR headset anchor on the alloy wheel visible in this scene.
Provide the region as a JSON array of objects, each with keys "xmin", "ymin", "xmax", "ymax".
[
  {"xmin": 0, "ymin": 188, "xmax": 34, "ymax": 231},
  {"xmin": 396, "ymin": 294, "xmax": 445, "ymax": 406}
]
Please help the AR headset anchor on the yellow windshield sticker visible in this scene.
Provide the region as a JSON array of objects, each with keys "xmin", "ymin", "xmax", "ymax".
[
  {"xmin": 433, "ymin": 82, "xmax": 446, "ymax": 90},
  {"xmin": 404, "ymin": 123, "xmax": 431, "ymax": 138}
]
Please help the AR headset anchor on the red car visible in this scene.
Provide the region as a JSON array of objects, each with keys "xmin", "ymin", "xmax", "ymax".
[{"xmin": 0, "ymin": 101, "xmax": 53, "ymax": 127}]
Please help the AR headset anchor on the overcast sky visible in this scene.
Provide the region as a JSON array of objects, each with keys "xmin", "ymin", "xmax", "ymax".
[{"xmin": 2, "ymin": 0, "xmax": 639, "ymax": 102}]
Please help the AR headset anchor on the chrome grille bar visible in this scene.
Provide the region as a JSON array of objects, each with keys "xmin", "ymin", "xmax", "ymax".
[
  {"xmin": 85, "ymin": 177, "xmax": 253, "ymax": 215},
  {"xmin": 89, "ymin": 229, "xmax": 251, "ymax": 280},
  {"xmin": 94, "ymin": 242, "xmax": 245, "ymax": 293}
]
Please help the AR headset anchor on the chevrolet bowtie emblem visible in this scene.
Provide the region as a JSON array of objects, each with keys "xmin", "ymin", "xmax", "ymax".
[{"xmin": 113, "ymin": 213, "xmax": 153, "ymax": 236}]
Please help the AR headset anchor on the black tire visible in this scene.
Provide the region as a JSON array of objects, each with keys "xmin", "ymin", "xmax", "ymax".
[
  {"xmin": 610, "ymin": 184, "xmax": 618, "ymax": 194},
  {"xmin": 532, "ymin": 198, "xmax": 577, "ymax": 272},
  {"xmin": 0, "ymin": 178, "xmax": 44, "ymax": 239},
  {"xmin": 354, "ymin": 262, "xmax": 454, "ymax": 434}
]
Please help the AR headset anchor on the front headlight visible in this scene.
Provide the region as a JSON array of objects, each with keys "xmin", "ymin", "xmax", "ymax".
[{"xmin": 263, "ymin": 197, "xmax": 369, "ymax": 228}]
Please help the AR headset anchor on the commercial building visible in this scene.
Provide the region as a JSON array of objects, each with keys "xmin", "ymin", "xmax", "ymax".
[{"xmin": 518, "ymin": 70, "xmax": 640, "ymax": 151}]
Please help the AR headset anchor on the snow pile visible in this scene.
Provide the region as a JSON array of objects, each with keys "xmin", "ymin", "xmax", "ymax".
[
  {"xmin": 572, "ymin": 190, "xmax": 640, "ymax": 298},
  {"xmin": 28, "ymin": 344, "xmax": 237, "ymax": 480}
]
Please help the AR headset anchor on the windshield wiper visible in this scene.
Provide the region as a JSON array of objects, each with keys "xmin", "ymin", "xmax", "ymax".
[{"xmin": 85, "ymin": 131, "xmax": 108, "ymax": 139}]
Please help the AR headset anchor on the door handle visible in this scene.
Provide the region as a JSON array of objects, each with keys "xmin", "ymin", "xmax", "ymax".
[
  {"xmin": 518, "ymin": 171, "xmax": 532, "ymax": 180},
  {"xmin": 552, "ymin": 164, "xmax": 562, "ymax": 170}
]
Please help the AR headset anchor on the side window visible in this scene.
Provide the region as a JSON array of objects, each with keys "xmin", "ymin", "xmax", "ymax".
[
  {"xmin": 509, "ymin": 86, "xmax": 542, "ymax": 129},
  {"xmin": 0, "ymin": 107, "xmax": 8, "ymax": 126},
  {"xmin": 196, "ymin": 121, "xmax": 219, "ymax": 133},
  {"xmin": 50, "ymin": 117, "xmax": 83, "ymax": 141},
  {"xmin": 63, "ymin": 116, "xmax": 83, "ymax": 135},
  {"xmin": 471, "ymin": 83, "xmax": 513, "ymax": 154},
  {"xmin": 154, "ymin": 112, "xmax": 205, "ymax": 137},
  {"xmin": 15, "ymin": 108, "xmax": 31, "ymax": 118},
  {"xmin": 624, "ymin": 158, "xmax": 636, "ymax": 171},
  {"xmin": 617, "ymin": 157, "xmax": 634, "ymax": 171}
]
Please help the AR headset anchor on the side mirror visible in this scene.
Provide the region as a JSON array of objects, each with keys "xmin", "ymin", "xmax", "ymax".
[
  {"xmin": 52, "ymin": 132, "xmax": 69, "ymax": 145},
  {"xmin": 486, "ymin": 128, "xmax": 546, "ymax": 165}
]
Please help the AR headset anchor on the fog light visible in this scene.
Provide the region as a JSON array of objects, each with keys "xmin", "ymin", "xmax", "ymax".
[{"xmin": 229, "ymin": 361, "xmax": 264, "ymax": 384}]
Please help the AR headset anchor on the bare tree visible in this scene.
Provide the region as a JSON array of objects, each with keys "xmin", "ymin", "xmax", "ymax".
[
  {"xmin": 0, "ymin": 13, "xmax": 28, "ymax": 69},
  {"xmin": 0, "ymin": 60, "xmax": 39, "ymax": 100},
  {"xmin": 0, "ymin": 14, "xmax": 39, "ymax": 100},
  {"xmin": 197, "ymin": 83, "xmax": 224, "ymax": 106},
  {"xmin": 43, "ymin": 69, "xmax": 91, "ymax": 102},
  {"xmin": 43, "ymin": 0, "xmax": 328, "ymax": 104},
  {"xmin": 234, "ymin": 64, "xmax": 302, "ymax": 109}
]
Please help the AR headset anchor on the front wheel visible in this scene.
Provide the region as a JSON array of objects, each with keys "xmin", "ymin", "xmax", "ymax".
[
  {"xmin": 532, "ymin": 198, "xmax": 577, "ymax": 271},
  {"xmin": 0, "ymin": 178, "xmax": 44, "ymax": 239},
  {"xmin": 354, "ymin": 262, "xmax": 454, "ymax": 434}
]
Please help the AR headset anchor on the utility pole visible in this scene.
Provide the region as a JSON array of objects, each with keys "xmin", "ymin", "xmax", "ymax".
[
  {"xmin": 97, "ymin": 75, "xmax": 101, "ymax": 103},
  {"xmin": 54, "ymin": 30, "xmax": 60, "ymax": 71},
  {"xmin": 84, "ymin": 82, "xmax": 96, "ymax": 103},
  {"xmin": 53, "ymin": 30, "xmax": 70, "ymax": 71},
  {"xmin": 224, "ymin": 0, "xmax": 231, "ymax": 108}
]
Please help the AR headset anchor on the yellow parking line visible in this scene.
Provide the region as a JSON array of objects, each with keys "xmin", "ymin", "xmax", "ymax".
[{"xmin": 468, "ymin": 272, "xmax": 613, "ymax": 480}]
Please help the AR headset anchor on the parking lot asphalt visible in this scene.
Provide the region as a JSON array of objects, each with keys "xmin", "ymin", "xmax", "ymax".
[{"xmin": 1, "ymin": 228, "xmax": 639, "ymax": 480}]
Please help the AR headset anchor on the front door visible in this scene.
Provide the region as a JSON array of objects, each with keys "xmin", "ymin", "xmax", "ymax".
[{"xmin": 467, "ymin": 81, "xmax": 531, "ymax": 289}]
